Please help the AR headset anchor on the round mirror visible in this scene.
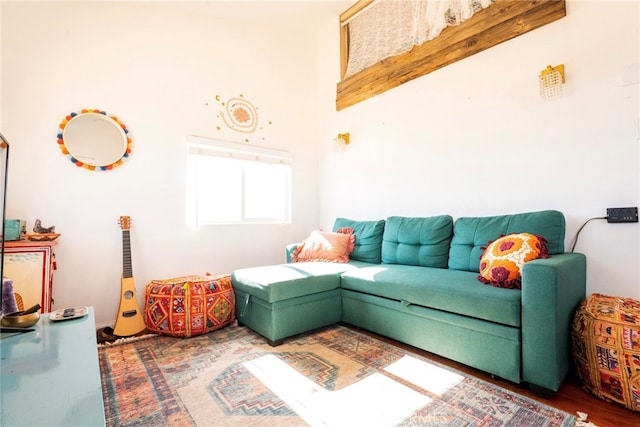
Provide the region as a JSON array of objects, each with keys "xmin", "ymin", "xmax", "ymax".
[{"xmin": 57, "ymin": 109, "xmax": 131, "ymax": 171}]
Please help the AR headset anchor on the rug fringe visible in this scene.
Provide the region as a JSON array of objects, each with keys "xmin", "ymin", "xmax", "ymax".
[
  {"xmin": 98, "ymin": 333, "xmax": 158, "ymax": 347},
  {"xmin": 576, "ymin": 411, "xmax": 599, "ymax": 427}
]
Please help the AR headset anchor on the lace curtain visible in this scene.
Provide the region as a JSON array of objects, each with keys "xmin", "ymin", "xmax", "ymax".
[{"xmin": 345, "ymin": 0, "xmax": 495, "ymax": 78}]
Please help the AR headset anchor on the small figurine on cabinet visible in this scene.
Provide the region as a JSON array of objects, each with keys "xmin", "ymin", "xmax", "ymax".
[
  {"xmin": 33, "ymin": 219, "xmax": 55, "ymax": 234},
  {"xmin": 1, "ymin": 278, "xmax": 19, "ymax": 315}
]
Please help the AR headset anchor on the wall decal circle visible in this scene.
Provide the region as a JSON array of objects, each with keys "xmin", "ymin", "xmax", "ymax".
[{"xmin": 221, "ymin": 97, "xmax": 258, "ymax": 133}]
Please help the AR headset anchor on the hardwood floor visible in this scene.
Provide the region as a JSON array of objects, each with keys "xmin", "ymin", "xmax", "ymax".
[{"xmin": 351, "ymin": 326, "xmax": 639, "ymax": 427}]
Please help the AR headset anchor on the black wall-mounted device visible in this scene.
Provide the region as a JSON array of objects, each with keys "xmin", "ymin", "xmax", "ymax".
[{"xmin": 606, "ymin": 207, "xmax": 638, "ymax": 223}]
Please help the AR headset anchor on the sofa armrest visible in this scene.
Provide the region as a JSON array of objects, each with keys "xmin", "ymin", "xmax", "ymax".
[
  {"xmin": 285, "ymin": 243, "xmax": 302, "ymax": 263},
  {"xmin": 521, "ymin": 253, "xmax": 587, "ymax": 391}
]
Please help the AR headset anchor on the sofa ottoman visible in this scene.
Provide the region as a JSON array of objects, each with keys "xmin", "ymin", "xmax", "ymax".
[
  {"xmin": 571, "ymin": 293, "xmax": 640, "ymax": 412},
  {"xmin": 145, "ymin": 275, "xmax": 235, "ymax": 337},
  {"xmin": 232, "ymin": 263, "xmax": 359, "ymax": 345}
]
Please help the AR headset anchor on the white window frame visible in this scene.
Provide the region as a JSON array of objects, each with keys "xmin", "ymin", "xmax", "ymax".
[{"xmin": 186, "ymin": 135, "xmax": 292, "ymax": 227}]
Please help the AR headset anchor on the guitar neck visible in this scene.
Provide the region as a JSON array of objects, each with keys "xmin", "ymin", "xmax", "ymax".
[{"xmin": 122, "ymin": 229, "xmax": 133, "ymax": 279}]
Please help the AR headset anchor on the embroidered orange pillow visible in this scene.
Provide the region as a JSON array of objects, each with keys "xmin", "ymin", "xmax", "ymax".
[
  {"xmin": 478, "ymin": 233, "xmax": 549, "ymax": 289},
  {"xmin": 292, "ymin": 230, "xmax": 355, "ymax": 263}
]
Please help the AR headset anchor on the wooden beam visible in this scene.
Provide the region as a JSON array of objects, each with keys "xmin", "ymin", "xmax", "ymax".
[{"xmin": 336, "ymin": 0, "xmax": 566, "ymax": 111}]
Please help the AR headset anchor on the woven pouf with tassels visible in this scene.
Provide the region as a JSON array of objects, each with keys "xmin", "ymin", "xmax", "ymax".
[
  {"xmin": 571, "ymin": 293, "xmax": 640, "ymax": 412},
  {"xmin": 144, "ymin": 274, "xmax": 235, "ymax": 337}
]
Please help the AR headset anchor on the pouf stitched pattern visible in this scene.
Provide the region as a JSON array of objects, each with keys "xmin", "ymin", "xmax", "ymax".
[
  {"xmin": 571, "ymin": 293, "xmax": 640, "ymax": 412},
  {"xmin": 145, "ymin": 274, "xmax": 235, "ymax": 337}
]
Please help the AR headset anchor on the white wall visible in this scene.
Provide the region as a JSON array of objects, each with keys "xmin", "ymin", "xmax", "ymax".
[
  {"xmin": 316, "ymin": 1, "xmax": 640, "ymax": 299},
  {"xmin": 1, "ymin": 1, "xmax": 320, "ymax": 326}
]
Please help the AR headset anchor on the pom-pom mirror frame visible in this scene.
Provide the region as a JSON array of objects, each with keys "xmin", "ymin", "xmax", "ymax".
[{"xmin": 57, "ymin": 109, "xmax": 132, "ymax": 171}]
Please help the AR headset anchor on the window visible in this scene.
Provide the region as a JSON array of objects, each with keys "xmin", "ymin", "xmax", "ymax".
[{"xmin": 186, "ymin": 136, "xmax": 292, "ymax": 226}]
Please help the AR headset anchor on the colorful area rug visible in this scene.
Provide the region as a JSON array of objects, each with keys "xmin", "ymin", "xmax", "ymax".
[{"xmin": 98, "ymin": 324, "xmax": 576, "ymax": 426}]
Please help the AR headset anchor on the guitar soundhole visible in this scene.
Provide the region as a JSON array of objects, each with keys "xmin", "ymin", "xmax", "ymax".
[{"xmin": 124, "ymin": 290, "xmax": 134, "ymax": 299}]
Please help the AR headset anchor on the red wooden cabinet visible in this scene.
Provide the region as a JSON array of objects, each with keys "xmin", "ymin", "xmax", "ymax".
[{"xmin": 3, "ymin": 239, "xmax": 58, "ymax": 312}]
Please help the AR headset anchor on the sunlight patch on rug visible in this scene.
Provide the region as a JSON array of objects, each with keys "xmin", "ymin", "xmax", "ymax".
[
  {"xmin": 385, "ymin": 354, "xmax": 464, "ymax": 395},
  {"xmin": 244, "ymin": 354, "xmax": 431, "ymax": 426}
]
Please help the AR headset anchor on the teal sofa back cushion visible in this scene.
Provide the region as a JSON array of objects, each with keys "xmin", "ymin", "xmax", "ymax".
[
  {"xmin": 449, "ymin": 210, "xmax": 566, "ymax": 272},
  {"xmin": 333, "ymin": 218, "xmax": 385, "ymax": 264},
  {"xmin": 381, "ymin": 215, "xmax": 453, "ymax": 267}
]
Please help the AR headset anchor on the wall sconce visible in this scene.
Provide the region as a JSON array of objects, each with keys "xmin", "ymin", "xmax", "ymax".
[
  {"xmin": 539, "ymin": 64, "xmax": 565, "ymax": 100},
  {"xmin": 333, "ymin": 132, "xmax": 350, "ymax": 151},
  {"xmin": 334, "ymin": 133, "xmax": 350, "ymax": 145}
]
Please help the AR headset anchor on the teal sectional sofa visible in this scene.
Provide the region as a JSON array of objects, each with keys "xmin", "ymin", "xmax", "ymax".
[{"xmin": 231, "ymin": 210, "xmax": 587, "ymax": 394}]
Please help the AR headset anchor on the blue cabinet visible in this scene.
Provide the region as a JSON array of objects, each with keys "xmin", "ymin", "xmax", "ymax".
[{"xmin": 1, "ymin": 307, "xmax": 105, "ymax": 426}]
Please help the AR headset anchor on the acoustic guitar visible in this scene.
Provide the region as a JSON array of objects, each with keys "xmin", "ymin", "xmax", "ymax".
[{"xmin": 113, "ymin": 216, "xmax": 146, "ymax": 337}]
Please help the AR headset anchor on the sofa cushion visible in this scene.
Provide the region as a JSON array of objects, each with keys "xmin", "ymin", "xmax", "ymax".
[
  {"xmin": 478, "ymin": 233, "xmax": 550, "ymax": 289},
  {"xmin": 333, "ymin": 218, "xmax": 385, "ymax": 264},
  {"xmin": 292, "ymin": 230, "xmax": 355, "ymax": 263},
  {"xmin": 232, "ymin": 263, "xmax": 360, "ymax": 303},
  {"xmin": 449, "ymin": 210, "xmax": 565, "ymax": 273},
  {"xmin": 381, "ymin": 215, "xmax": 453, "ymax": 268},
  {"xmin": 340, "ymin": 264, "xmax": 522, "ymax": 327}
]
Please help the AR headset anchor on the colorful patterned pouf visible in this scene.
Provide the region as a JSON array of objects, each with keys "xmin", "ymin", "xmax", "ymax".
[
  {"xmin": 571, "ymin": 293, "xmax": 640, "ymax": 412},
  {"xmin": 145, "ymin": 275, "xmax": 235, "ymax": 337}
]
